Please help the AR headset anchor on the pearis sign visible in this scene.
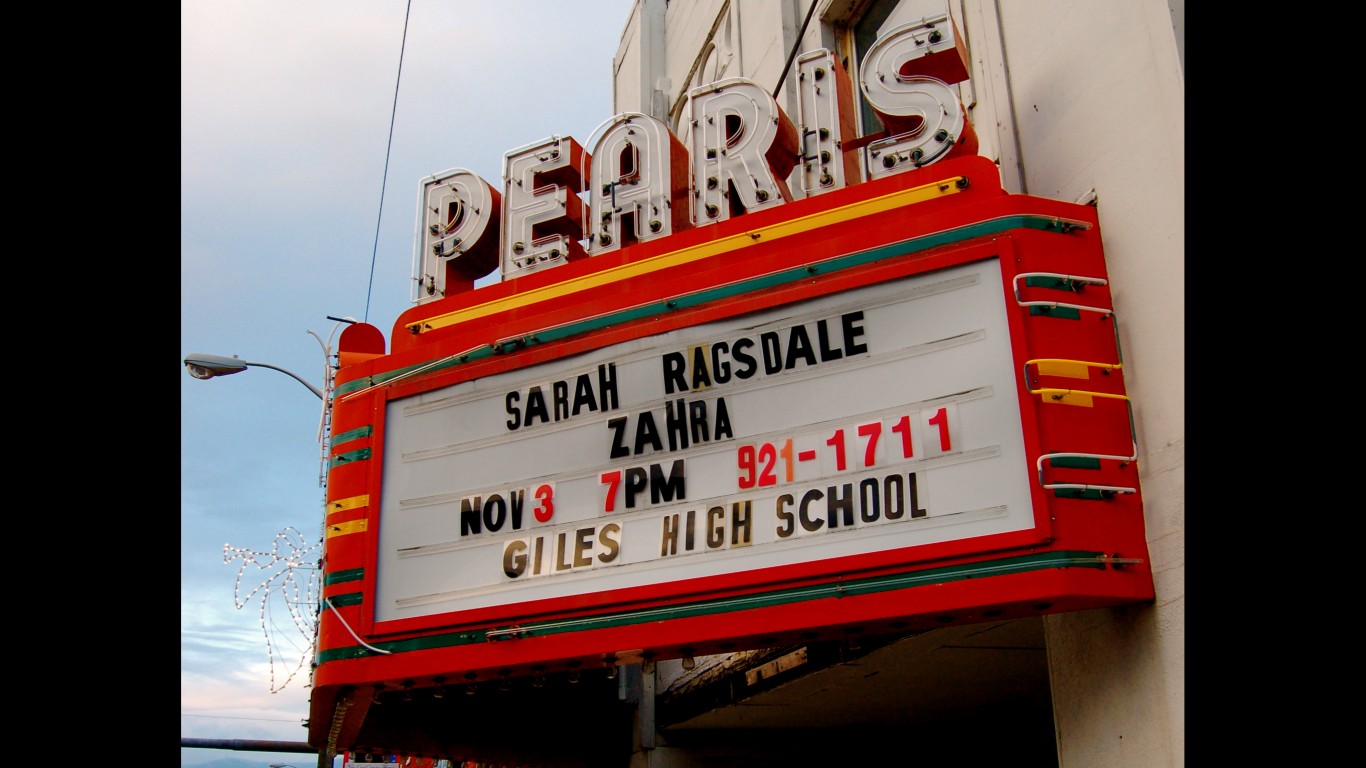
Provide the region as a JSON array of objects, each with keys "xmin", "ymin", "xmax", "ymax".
[{"xmin": 416, "ymin": 14, "xmax": 975, "ymax": 298}]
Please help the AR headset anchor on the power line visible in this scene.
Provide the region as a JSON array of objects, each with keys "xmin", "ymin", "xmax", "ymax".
[
  {"xmin": 182, "ymin": 713, "xmax": 302, "ymax": 723},
  {"xmin": 773, "ymin": 0, "xmax": 820, "ymax": 99},
  {"xmin": 365, "ymin": 0, "xmax": 414, "ymax": 324}
]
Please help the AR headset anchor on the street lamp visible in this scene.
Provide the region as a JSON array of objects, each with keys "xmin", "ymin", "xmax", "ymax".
[
  {"xmin": 184, "ymin": 319, "xmax": 356, "ymax": 768},
  {"xmin": 184, "ymin": 317, "xmax": 356, "ymax": 486},
  {"xmin": 183, "ymin": 353, "xmax": 324, "ymax": 400}
]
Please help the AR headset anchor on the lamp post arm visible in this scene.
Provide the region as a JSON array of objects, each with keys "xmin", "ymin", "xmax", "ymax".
[{"xmin": 245, "ymin": 361, "xmax": 325, "ymax": 400}]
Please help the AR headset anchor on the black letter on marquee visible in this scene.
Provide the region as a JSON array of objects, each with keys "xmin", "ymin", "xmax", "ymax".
[
  {"xmin": 634, "ymin": 412, "xmax": 664, "ymax": 455},
  {"xmin": 775, "ymin": 494, "xmax": 795, "ymax": 537},
  {"xmin": 706, "ymin": 506, "xmax": 725, "ymax": 549},
  {"xmin": 661, "ymin": 513, "xmax": 681, "ymax": 556},
  {"xmin": 624, "ymin": 466, "xmax": 649, "ymax": 508},
  {"xmin": 662, "ymin": 352, "xmax": 687, "ymax": 395},
  {"xmin": 598, "ymin": 523, "xmax": 621, "ymax": 562},
  {"xmin": 885, "ymin": 473, "xmax": 905, "ymax": 520},
  {"xmin": 483, "ymin": 494, "xmax": 507, "ymax": 532},
  {"xmin": 842, "ymin": 311, "xmax": 869, "ymax": 356},
  {"xmin": 572, "ymin": 373, "xmax": 598, "ymax": 416},
  {"xmin": 523, "ymin": 387, "xmax": 549, "ymax": 426},
  {"xmin": 909, "ymin": 472, "xmax": 927, "ymax": 518},
  {"xmin": 691, "ymin": 346, "xmax": 713, "ymax": 390},
  {"xmin": 650, "ymin": 459, "xmax": 687, "ymax": 504},
  {"xmin": 508, "ymin": 488, "xmax": 525, "ymax": 530},
  {"xmin": 761, "ymin": 331, "xmax": 783, "ymax": 374},
  {"xmin": 816, "ymin": 317, "xmax": 843, "ymax": 362},
  {"xmin": 859, "ymin": 477, "xmax": 881, "ymax": 523},
  {"xmin": 711, "ymin": 341, "xmax": 732, "ymax": 384},
  {"xmin": 552, "ymin": 380, "xmax": 570, "ymax": 422},
  {"xmin": 505, "ymin": 392, "xmax": 522, "ymax": 430},
  {"xmin": 732, "ymin": 337, "xmax": 757, "ymax": 379},
  {"xmin": 785, "ymin": 324, "xmax": 817, "ymax": 369},
  {"xmin": 598, "ymin": 363, "xmax": 620, "ymax": 411},
  {"xmin": 689, "ymin": 399, "xmax": 710, "ymax": 444},
  {"xmin": 827, "ymin": 483, "xmax": 854, "ymax": 528},
  {"xmin": 714, "ymin": 397, "xmax": 734, "ymax": 440},
  {"xmin": 503, "ymin": 540, "xmax": 527, "ymax": 578},
  {"xmin": 799, "ymin": 489, "xmax": 825, "ymax": 532},
  {"xmin": 666, "ymin": 399, "xmax": 690, "ymax": 452},
  {"xmin": 573, "ymin": 527, "xmax": 594, "ymax": 567},
  {"xmin": 460, "ymin": 496, "xmax": 483, "ymax": 536},
  {"xmin": 731, "ymin": 500, "xmax": 752, "ymax": 545},
  {"xmin": 608, "ymin": 417, "xmax": 630, "ymax": 459}
]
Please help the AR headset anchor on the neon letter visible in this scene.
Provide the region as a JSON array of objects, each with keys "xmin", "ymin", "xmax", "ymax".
[
  {"xmin": 501, "ymin": 136, "xmax": 590, "ymax": 278},
  {"xmin": 687, "ymin": 78, "xmax": 798, "ymax": 225},
  {"xmin": 417, "ymin": 168, "xmax": 501, "ymax": 301},
  {"xmin": 795, "ymin": 49, "xmax": 859, "ymax": 196},
  {"xmin": 588, "ymin": 113, "xmax": 692, "ymax": 254},
  {"xmin": 859, "ymin": 19, "xmax": 977, "ymax": 178}
]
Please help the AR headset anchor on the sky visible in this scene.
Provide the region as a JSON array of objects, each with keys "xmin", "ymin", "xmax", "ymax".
[{"xmin": 181, "ymin": 2, "xmax": 636, "ymax": 765}]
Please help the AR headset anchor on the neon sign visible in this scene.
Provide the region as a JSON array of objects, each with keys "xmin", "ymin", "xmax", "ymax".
[{"xmin": 416, "ymin": 14, "xmax": 975, "ymax": 298}]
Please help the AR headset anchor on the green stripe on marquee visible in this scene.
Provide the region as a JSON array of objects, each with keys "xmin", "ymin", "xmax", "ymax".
[
  {"xmin": 316, "ymin": 550, "xmax": 1109, "ymax": 662},
  {"xmin": 329, "ymin": 448, "xmax": 372, "ymax": 469},
  {"xmin": 334, "ymin": 214, "xmax": 1083, "ymax": 397},
  {"xmin": 1029, "ymin": 305, "xmax": 1082, "ymax": 320},
  {"xmin": 325, "ymin": 568, "xmax": 365, "ymax": 586},
  {"xmin": 1050, "ymin": 457, "xmax": 1102, "ymax": 470},
  {"xmin": 330, "ymin": 426, "xmax": 373, "ymax": 444},
  {"xmin": 326, "ymin": 591, "xmax": 364, "ymax": 608}
]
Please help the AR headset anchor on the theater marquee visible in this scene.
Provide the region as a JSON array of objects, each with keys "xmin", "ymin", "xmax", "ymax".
[
  {"xmin": 308, "ymin": 17, "xmax": 1153, "ymax": 756},
  {"xmin": 313, "ymin": 153, "xmax": 1153, "ymax": 686},
  {"xmin": 376, "ymin": 259, "xmax": 1034, "ymax": 624}
]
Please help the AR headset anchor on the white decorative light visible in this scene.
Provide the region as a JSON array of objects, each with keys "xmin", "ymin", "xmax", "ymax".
[{"xmin": 223, "ymin": 525, "xmax": 323, "ymax": 693}]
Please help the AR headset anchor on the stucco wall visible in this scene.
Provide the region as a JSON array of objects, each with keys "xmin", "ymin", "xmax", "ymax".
[
  {"xmin": 612, "ymin": 2, "xmax": 1184, "ymax": 766},
  {"xmin": 991, "ymin": 2, "xmax": 1184, "ymax": 765}
]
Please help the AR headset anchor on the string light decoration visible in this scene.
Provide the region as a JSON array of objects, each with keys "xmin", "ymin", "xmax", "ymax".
[
  {"xmin": 224, "ymin": 525, "xmax": 323, "ymax": 693},
  {"xmin": 213, "ymin": 319, "xmax": 354, "ymax": 695}
]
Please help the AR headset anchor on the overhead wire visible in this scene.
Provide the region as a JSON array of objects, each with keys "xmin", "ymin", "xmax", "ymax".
[
  {"xmin": 364, "ymin": 0, "xmax": 414, "ymax": 324},
  {"xmin": 773, "ymin": 0, "xmax": 821, "ymax": 99}
]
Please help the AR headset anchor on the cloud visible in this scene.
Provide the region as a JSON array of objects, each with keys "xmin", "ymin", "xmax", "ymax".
[{"xmin": 183, "ymin": 2, "xmax": 634, "ymax": 762}]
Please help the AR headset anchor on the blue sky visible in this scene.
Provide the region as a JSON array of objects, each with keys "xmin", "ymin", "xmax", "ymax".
[{"xmin": 181, "ymin": 2, "xmax": 633, "ymax": 765}]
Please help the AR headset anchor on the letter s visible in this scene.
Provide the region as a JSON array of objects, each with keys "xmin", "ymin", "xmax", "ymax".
[{"xmin": 506, "ymin": 391, "xmax": 522, "ymax": 430}]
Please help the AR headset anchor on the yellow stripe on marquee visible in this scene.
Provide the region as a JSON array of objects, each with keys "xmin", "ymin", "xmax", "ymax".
[
  {"xmin": 1034, "ymin": 360, "xmax": 1095, "ymax": 379},
  {"xmin": 1041, "ymin": 391, "xmax": 1095, "ymax": 408},
  {"xmin": 327, "ymin": 519, "xmax": 368, "ymax": 539},
  {"xmin": 407, "ymin": 177, "xmax": 967, "ymax": 334},
  {"xmin": 327, "ymin": 494, "xmax": 369, "ymax": 513},
  {"xmin": 1031, "ymin": 388, "xmax": 1132, "ymax": 408}
]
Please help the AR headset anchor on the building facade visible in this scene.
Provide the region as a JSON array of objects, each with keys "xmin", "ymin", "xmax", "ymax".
[
  {"xmin": 608, "ymin": 1, "xmax": 1183, "ymax": 766},
  {"xmin": 307, "ymin": 2, "xmax": 1183, "ymax": 766}
]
